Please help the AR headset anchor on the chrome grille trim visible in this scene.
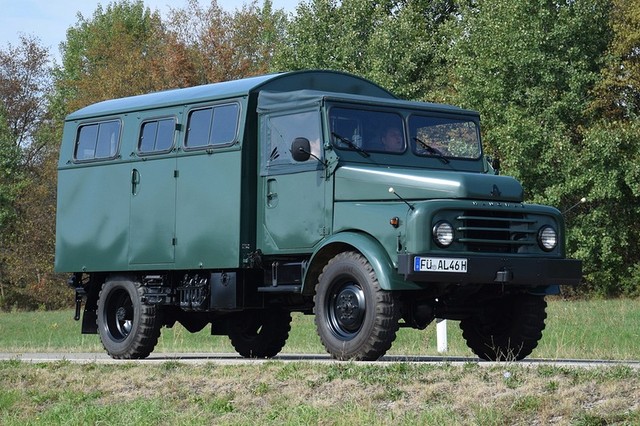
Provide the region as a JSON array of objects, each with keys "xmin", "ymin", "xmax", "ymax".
[{"xmin": 455, "ymin": 211, "xmax": 538, "ymax": 253}]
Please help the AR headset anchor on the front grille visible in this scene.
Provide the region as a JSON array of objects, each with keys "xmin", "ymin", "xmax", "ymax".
[{"xmin": 456, "ymin": 210, "xmax": 537, "ymax": 253}]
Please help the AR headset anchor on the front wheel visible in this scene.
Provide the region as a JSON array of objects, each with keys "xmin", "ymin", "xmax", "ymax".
[
  {"xmin": 97, "ymin": 277, "xmax": 163, "ymax": 359},
  {"xmin": 314, "ymin": 251, "xmax": 400, "ymax": 361},
  {"xmin": 460, "ymin": 294, "xmax": 547, "ymax": 361}
]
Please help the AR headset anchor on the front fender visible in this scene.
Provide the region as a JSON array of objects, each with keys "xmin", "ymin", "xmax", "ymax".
[{"xmin": 304, "ymin": 232, "xmax": 415, "ymax": 293}]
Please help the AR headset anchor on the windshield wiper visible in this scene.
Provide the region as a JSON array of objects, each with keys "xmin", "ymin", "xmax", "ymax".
[
  {"xmin": 331, "ymin": 132, "xmax": 370, "ymax": 158},
  {"xmin": 413, "ymin": 137, "xmax": 450, "ymax": 164}
]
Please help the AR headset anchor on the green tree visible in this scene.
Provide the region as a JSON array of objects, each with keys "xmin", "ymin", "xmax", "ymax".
[
  {"xmin": 444, "ymin": 0, "xmax": 612, "ymax": 198},
  {"xmin": 0, "ymin": 35, "xmax": 63, "ymax": 309},
  {"xmin": 273, "ymin": 0, "xmax": 457, "ymax": 99},
  {"xmin": 0, "ymin": 109, "xmax": 22, "ymax": 304},
  {"xmin": 548, "ymin": 0, "xmax": 640, "ymax": 295},
  {"xmin": 0, "ymin": 109, "xmax": 20, "ymax": 231},
  {"xmin": 554, "ymin": 122, "xmax": 640, "ymax": 296},
  {"xmin": 168, "ymin": 0, "xmax": 288, "ymax": 83},
  {"xmin": 367, "ymin": 0, "xmax": 457, "ymax": 100},
  {"xmin": 591, "ymin": 0, "xmax": 640, "ymax": 119},
  {"xmin": 0, "ymin": 35, "xmax": 52, "ymax": 165},
  {"xmin": 1, "ymin": 148, "xmax": 67, "ymax": 310},
  {"xmin": 274, "ymin": 0, "xmax": 348, "ymax": 71},
  {"xmin": 55, "ymin": 0, "xmax": 184, "ymax": 115},
  {"xmin": 444, "ymin": 0, "xmax": 640, "ymax": 295}
]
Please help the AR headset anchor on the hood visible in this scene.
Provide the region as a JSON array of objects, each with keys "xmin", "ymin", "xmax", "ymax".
[{"xmin": 334, "ymin": 165, "xmax": 523, "ymax": 202}]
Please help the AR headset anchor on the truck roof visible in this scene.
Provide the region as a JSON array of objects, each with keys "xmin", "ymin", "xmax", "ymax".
[
  {"xmin": 66, "ymin": 70, "xmax": 397, "ymax": 120},
  {"xmin": 257, "ymin": 89, "xmax": 479, "ymax": 117}
]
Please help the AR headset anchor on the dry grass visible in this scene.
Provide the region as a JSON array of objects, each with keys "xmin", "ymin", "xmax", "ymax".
[
  {"xmin": 1, "ymin": 360, "xmax": 639, "ymax": 425},
  {"xmin": 2, "ymin": 299, "xmax": 640, "ymax": 424}
]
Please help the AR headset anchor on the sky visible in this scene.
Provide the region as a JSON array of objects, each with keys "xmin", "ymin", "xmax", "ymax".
[{"xmin": 0, "ymin": 0, "xmax": 301, "ymax": 63}]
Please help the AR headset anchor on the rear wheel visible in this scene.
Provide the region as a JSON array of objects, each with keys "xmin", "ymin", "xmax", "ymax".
[
  {"xmin": 314, "ymin": 251, "xmax": 400, "ymax": 361},
  {"xmin": 460, "ymin": 294, "xmax": 547, "ymax": 361},
  {"xmin": 97, "ymin": 277, "xmax": 162, "ymax": 359},
  {"xmin": 228, "ymin": 309, "xmax": 292, "ymax": 358}
]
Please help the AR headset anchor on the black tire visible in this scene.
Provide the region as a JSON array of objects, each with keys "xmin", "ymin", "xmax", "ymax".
[
  {"xmin": 459, "ymin": 294, "xmax": 547, "ymax": 361},
  {"xmin": 314, "ymin": 251, "xmax": 400, "ymax": 361},
  {"xmin": 228, "ymin": 309, "xmax": 292, "ymax": 358},
  {"xmin": 97, "ymin": 277, "xmax": 162, "ymax": 359}
]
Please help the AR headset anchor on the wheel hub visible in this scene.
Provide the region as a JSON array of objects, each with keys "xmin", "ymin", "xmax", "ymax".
[
  {"xmin": 116, "ymin": 307, "xmax": 127, "ymax": 322},
  {"xmin": 333, "ymin": 283, "xmax": 365, "ymax": 333}
]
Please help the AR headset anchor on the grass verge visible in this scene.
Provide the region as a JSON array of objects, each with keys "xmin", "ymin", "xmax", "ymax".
[
  {"xmin": 0, "ymin": 360, "xmax": 639, "ymax": 425},
  {"xmin": 1, "ymin": 297, "xmax": 640, "ymax": 359}
]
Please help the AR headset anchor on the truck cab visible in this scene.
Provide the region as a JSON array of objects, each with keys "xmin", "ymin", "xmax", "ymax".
[{"xmin": 56, "ymin": 70, "xmax": 581, "ymax": 361}]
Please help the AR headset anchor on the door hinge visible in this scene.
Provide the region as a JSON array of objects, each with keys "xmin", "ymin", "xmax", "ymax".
[
  {"xmin": 174, "ymin": 170, "xmax": 179, "ymax": 178},
  {"xmin": 172, "ymin": 237, "xmax": 177, "ymax": 246}
]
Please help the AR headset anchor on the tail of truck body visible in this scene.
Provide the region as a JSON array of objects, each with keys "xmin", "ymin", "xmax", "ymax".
[{"xmin": 56, "ymin": 70, "xmax": 581, "ymax": 361}]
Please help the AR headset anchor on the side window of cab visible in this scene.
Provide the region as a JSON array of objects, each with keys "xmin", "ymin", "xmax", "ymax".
[{"xmin": 260, "ymin": 110, "xmax": 322, "ymax": 175}]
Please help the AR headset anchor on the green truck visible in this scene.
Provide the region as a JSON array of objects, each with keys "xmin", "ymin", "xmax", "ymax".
[{"xmin": 56, "ymin": 70, "xmax": 582, "ymax": 361}]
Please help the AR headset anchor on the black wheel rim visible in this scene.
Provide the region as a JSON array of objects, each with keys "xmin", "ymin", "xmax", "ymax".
[
  {"xmin": 326, "ymin": 280, "xmax": 366, "ymax": 340},
  {"xmin": 104, "ymin": 288, "xmax": 133, "ymax": 342}
]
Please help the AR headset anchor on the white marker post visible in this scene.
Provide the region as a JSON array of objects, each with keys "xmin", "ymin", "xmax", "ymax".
[{"xmin": 436, "ymin": 318, "xmax": 448, "ymax": 353}]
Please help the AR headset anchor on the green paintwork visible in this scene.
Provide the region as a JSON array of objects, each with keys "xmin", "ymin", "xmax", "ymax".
[
  {"xmin": 129, "ymin": 154, "xmax": 177, "ymax": 265},
  {"xmin": 55, "ymin": 160, "xmax": 132, "ymax": 272},
  {"xmin": 332, "ymin": 201, "xmax": 408, "ymax": 266},
  {"xmin": 56, "ymin": 70, "xmax": 393, "ymax": 273},
  {"xmin": 174, "ymin": 149, "xmax": 244, "ymax": 269},
  {"xmin": 259, "ymin": 171, "xmax": 327, "ymax": 253},
  {"xmin": 307, "ymin": 231, "xmax": 415, "ymax": 291},
  {"xmin": 334, "ymin": 165, "xmax": 523, "ymax": 202}
]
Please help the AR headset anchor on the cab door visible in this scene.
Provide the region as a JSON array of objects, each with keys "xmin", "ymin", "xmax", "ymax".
[
  {"xmin": 129, "ymin": 117, "xmax": 178, "ymax": 265},
  {"xmin": 258, "ymin": 110, "xmax": 328, "ymax": 253}
]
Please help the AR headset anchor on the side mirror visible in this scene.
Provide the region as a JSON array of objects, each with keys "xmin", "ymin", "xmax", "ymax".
[
  {"xmin": 290, "ymin": 137, "xmax": 311, "ymax": 162},
  {"xmin": 491, "ymin": 156, "xmax": 501, "ymax": 175}
]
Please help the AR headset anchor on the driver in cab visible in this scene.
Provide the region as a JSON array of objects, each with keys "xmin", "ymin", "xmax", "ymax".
[{"xmin": 380, "ymin": 126, "xmax": 405, "ymax": 153}]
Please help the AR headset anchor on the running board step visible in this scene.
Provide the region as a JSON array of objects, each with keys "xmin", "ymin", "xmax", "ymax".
[{"xmin": 257, "ymin": 285, "xmax": 302, "ymax": 293}]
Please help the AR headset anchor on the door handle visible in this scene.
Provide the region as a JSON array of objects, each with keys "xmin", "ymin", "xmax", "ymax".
[
  {"xmin": 266, "ymin": 178, "xmax": 278, "ymax": 207},
  {"xmin": 131, "ymin": 169, "xmax": 140, "ymax": 195}
]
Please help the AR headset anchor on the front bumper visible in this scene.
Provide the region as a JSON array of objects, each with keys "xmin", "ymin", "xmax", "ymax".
[{"xmin": 397, "ymin": 254, "xmax": 582, "ymax": 286}]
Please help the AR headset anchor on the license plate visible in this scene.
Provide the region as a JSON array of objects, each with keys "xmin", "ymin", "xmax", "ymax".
[{"xmin": 414, "ymin": 257, "xmax": 468, "ymax": 273}]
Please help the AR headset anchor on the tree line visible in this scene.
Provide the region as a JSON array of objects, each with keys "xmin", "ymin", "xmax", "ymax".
[{"xmin": 0, "ymin": 0, "xmax": 638, "ymax": 309}]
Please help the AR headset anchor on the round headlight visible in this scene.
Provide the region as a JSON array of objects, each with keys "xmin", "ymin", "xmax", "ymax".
[
  {"xmin": 433, "ymin": 221, "xmax": 454, "ymax": 247},
  {"xmin": 538, "ymin": 226, "xmax": 558, "ymax": 251}
]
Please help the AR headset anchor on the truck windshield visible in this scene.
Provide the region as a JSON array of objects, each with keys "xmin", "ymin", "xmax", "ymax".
[
  {"xmin": 329, "ymin": 108, "xmax": 406, "ymax": 155},
  {"xmin": 329, "ymin": 107, "xmax": 481, "ymax": 160},
  {"xmin": 409, "ymin": 115, "xmax": 481, "ymax": 160}
]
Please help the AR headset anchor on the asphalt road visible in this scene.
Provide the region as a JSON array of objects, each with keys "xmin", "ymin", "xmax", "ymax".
[{"xmin": 2, "ymin": 352, "xmax": 640, "ymax": 368}]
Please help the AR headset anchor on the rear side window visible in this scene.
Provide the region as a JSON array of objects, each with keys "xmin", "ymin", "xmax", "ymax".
[
  {"xmin": 185, "ymin": 103, "xmax": 239, "ymax": 148},
  {"xmin": 75, "ymin": 120, "xmax": 121, "ymax": 161},
  {"xmin": 139, "ymin": 118, "xmax": 176, "ymax": 154}
]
